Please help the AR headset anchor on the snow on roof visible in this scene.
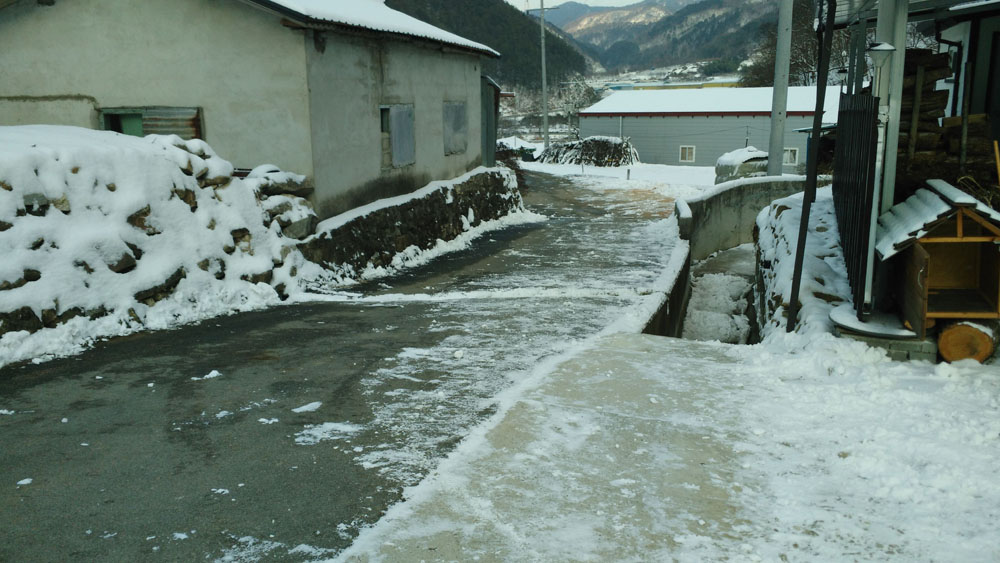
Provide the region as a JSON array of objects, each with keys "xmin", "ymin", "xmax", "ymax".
[
  {"xmin": 875, "ymin": 179, "xmax": 1000, "ymax": 259},
  {"xmin": 255, "ymin": 0, "xmax": 499, "ymax": 57},
  {"xmin": 950, "ymin": 0, "xmax": 1000, "ymax": 11},
  {"xmin": 579, "ymin": 86, "xmax": 841, "ymax": 121}
]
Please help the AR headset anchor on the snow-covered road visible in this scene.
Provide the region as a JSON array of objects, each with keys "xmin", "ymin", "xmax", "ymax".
[{"xmin": 0, "ymin": 167, "xmax": 700, "ymax": 561}]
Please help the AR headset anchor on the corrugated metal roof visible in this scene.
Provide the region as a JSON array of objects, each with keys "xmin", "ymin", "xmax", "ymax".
[
  {"xmin": 245, "ymin": 0, "xmax": 499, "ymax": 58},
  {"xmin": 579, "ymin": 86, "xmax": 841, "ymax": 121},
  {"xmin": 834, "ymin": 0, "xmax": 999, "ymax": 27}
]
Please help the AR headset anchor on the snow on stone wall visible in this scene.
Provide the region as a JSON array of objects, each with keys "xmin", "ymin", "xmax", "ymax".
[
  {"xmin": 300, "ymin": 167, "xmax": 531, "ymax": 281},
  {"xmin": 0, "ymin": 126, "xmax": 316, "ymax": 348},
  {"xmin": 754, "ymin": 186, "xmax": 853, "ymax": 338},
  {"xmin": 0, "ymin": 126, "xmax": 531, "ymax": 367}
]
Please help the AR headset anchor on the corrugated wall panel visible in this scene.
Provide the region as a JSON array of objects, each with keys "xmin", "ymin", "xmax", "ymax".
[
  {"xmin": 142, "ymin": 107, "xmax": 202, "ymax": 139},
  {"xmin": 580, "ymin": 114, "xmax": 813, "ymax": 172}
]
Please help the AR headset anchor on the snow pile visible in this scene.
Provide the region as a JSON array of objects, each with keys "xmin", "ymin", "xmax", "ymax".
[
  {"xmin": 731, "ymin": 335, "xmax": 1000, "ymax": 561},
  {"xmin": 496, "ymin": 136, "xmax": 544, "ymax": 160},
  {"xmin": 682, "ymin": 272, "xmax": 752, "ymax": 344},
  {"xmin": 537, "ymin": 136, "xmax": 640, "ymax": 167},
  {"xmin": 714, "ymin": 145, "xmax": 768, "ymax": 184},
  {"xmin": 0, "ymin": 125, "xmax": 318, "ymax": 366},
  {"xmin": 755, "ymin": 186, "xmax": 853, "ymax": 337},
  {"xmin": 716, "ymin": 146, "xmax": 769, "ymax": 167}
]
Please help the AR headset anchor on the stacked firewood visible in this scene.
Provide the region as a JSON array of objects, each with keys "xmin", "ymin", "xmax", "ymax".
[{"xmin": 896, "ymin": 49, "xmax": 998, "ymax": 208}]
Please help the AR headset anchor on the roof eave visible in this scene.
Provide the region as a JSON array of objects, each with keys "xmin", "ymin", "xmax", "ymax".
[{"xmin": 241, "ymin": 0, "xmax": 499, "ymax": 59}]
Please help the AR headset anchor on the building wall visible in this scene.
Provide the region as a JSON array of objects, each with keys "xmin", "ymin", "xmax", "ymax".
[
  {"xmin": 306, "ymin": 30, "xmax": 485, "ymax": 218},
  {"xmin": 0, "ymin": 0, "xmax": 313, "ymax": 175},
  {"xmin": 579, "ymin": 114, "xmax": 813, "ymax": 173},
  {"xmin": 971, "ymin": 15, "xmax": 1000, "ymax": 116}
]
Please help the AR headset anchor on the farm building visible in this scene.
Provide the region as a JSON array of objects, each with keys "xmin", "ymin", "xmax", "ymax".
[
  {"xmin": 0, "ymin": 0, "xmax": 500, "ymax": 219},
  {"xmin": 578, "ymin": 86, "xmax": 841, "ymax": 172}
]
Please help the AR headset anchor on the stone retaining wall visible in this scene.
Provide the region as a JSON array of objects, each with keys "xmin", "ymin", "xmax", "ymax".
[{"xmin": 301, "ymin": 168, "xmax": 521, "ymax": 275}]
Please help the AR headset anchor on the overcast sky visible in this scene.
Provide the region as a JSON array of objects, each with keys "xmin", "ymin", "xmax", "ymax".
[{"xmin": 503, "ymin": 0, "xmax": 641, "ymax": 10}]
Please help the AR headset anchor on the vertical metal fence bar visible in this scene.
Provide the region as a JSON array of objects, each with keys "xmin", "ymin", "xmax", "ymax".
[{"xmin": 831, "ymin": 92, "xmax": 879, "ymax": 317}]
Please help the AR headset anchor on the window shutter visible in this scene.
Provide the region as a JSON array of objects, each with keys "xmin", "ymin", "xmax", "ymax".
[
  {"xmin": 390, "ymin": 105, "xmax": 415, "ymax": 167},
  {"xmin": 443, "ymin": 102, "xmax": 468, "ymax": 155}
]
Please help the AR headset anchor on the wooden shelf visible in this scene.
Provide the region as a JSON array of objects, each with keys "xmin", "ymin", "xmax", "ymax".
[{"xmin": 927, "ymin": 288, "xmax": 1000, "ymax": 318}]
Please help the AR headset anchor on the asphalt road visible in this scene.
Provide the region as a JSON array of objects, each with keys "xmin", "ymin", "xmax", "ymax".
[{"xmin": 0, "ymin": 170, "xmax": 678, "ymax": 561}]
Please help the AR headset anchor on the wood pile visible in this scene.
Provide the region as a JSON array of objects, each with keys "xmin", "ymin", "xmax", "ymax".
[{"xmin": 895, "ymin": 49, "xmax": 999, "ymax": 208}]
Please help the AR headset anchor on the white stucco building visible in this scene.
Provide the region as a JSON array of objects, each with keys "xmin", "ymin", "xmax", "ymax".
[
  {"xmin": 0, "ymin": 0, "xmax": 500, "ymax": 218},
  {"xmin": 579, "ymin": 86, "xmax": 840, "ymax": 173}
]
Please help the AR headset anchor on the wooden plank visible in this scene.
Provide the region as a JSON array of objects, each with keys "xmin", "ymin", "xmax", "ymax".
[
  {"xmin": 962, "ymin": 209, "xmax": 1000, "ymax": 237},
  {"xmin": 981, "ymin": 242, "xmax": 1000, "ymax": 312},
  {"xmin": 926, "ymin": 242, "xmax": 980, "ymax": 289},
  {"xmin": 928, "ymin": 312, "xmax": 1000, "ymax": 318},
  {"xmin": 995, "ymin": 140, "xmax": 1000, "ymax": 186},
  {"xmin": 907, "ymin": 66, "xmax": 924, "ymax": 160},
  {"xmin": 901, "ymin": 244, "xmax": 929, "ymax": 339},
  {"xmin": 919, "ymin": 236, "xmax": 999, "ymax": 243}
]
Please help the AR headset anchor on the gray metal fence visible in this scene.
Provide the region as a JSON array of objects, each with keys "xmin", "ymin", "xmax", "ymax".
[{"xmin": 831, "ymin": 92, "xmax": 879, "ymax": 318}]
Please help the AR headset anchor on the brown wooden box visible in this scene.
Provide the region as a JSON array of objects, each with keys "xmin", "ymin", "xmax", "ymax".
[{"xmin": 877, "ymin": 180, "xmax": 1000, "ymax": 339}]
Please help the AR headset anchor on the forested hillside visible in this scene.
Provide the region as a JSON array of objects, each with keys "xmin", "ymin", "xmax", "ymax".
[{"xmin": 385, "ymin": 0, "xmax": 588, "ymax": 88}]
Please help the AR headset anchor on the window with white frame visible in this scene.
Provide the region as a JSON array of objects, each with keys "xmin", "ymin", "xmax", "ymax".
[
  {"xmin": 679, "ymin": 145, "xmax": 696, "ymax": 163},
  {"xmin": 783, "ymin": 147, "xmax": 799, "ymax": 165}
]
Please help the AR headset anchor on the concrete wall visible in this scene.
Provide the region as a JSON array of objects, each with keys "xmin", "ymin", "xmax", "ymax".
[
  {"xmin": 306, "ymin": 31, "xmax": 484, "ymax": 218},
  {"xmin": 579, "ymin": 114, "xmax": 812, "ymax": 174},
  {"xmin": 0, "ymin": 0, "xmax": 313, "ymax": 175},
  {"xmin": 677, "ymin": 177, "xmax": 811, "ymax": 261}
]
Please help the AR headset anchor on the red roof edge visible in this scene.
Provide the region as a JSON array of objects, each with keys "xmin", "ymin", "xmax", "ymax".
[{"xmin": 578, "ymin": 111, "xmax": 816, "ymax": 118}]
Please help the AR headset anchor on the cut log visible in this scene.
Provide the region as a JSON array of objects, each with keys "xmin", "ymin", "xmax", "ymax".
[
  {"xmin": 904, "ymin": 51, "xmax": 951, "ymax": 73},
  {"xmin": 898, "ymin": 132, "xmax": 943, "ymax": 151},
  {"xmin": 942, "ymin": 114, "xmax": 991, "ymax": 137},
  {"xmin": 902, "ymin": 90, "xmax": 950, "ymax": 113},
  {"xmin": 938, "ymin": 321, "xmax": 1000, "ymax": 363},
  {"xmin": 903, "ymin": 66, "xmax": 953, "ymax": 89},
  {"xmin": 947, "ymin": 137, "xmax": 997, "ymax": 155}
]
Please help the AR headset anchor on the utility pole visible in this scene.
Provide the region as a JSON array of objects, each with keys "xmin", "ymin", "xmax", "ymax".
[
  {"xmin": 540, "ymin": 0, "xmax": 549, "ymax": 149},
  {"xmin": 767, "ymin": 0, "xmax": 793, "ymax": 176},
  {"xmin": 526, "ymin": 2, "xmax": 558, "ymax": 149}
]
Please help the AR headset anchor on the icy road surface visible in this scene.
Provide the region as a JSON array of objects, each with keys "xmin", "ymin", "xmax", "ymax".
[{"xmin": 0, "ymin": 169, "xmax": 698, "ymax": 561}]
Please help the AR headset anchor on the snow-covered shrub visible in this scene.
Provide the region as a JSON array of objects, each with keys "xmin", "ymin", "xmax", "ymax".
[
  {"xmin": 715, "ymin": 146, "xmax": 768, "ymax": 184},
  {"xmin": 0, "ymin": 126, "xmax": 317, "ymax": 345},
  {"xmin": 537, "ymin": 136, "xmax": 639, "ymax": 167}
]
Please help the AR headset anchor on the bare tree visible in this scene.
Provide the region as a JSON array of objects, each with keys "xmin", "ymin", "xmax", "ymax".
[{"xmin": 740, "ymin": 0, "xmax": 849, "ymax": 87}]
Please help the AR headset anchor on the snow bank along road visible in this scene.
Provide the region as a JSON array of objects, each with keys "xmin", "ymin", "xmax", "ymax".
[{"xmin": 0, "ymin": 169, "xmax": 688, "ymax": 561}]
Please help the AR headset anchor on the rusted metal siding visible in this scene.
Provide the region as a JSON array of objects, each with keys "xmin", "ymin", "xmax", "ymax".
[
  {"xmin": 100, "ymin": 106, "xmax": 203, "ymax": 140},
  {"xmin": 141, "ymin": 107, "xmax": 203, "ymax": 139}
]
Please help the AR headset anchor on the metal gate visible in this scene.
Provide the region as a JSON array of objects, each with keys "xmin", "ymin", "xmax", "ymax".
[{"xmin": 831, "ymin": 92, "xmax": 879, "ymax": 317}]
